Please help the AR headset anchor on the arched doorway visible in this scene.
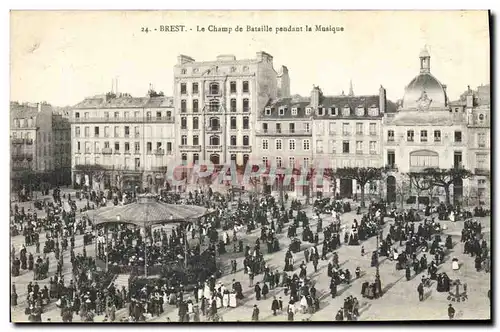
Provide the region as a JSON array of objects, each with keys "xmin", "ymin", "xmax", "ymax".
[
  {"xmin": 339, "ymin": 179, "xmax": 353, "ymax": 198},
  {"xmin": 453, "ymin": 178, "xmax": 463, "ymax": 205},
  {"xmin": 386, "ymin": 175, "xmax": 396, "ymax": 203},
  {"xmin": 210, "ymin": 154, "xmax": 220, "ymax": 166}
]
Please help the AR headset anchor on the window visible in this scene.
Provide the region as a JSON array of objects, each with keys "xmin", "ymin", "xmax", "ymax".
[
  {"xmin": 209, "ymin": 117, "xmax": 220, "ymax": 129},
  {"xmin": 387, "ymin": 151, "xmax": 395, "ymax": 167},
  {"xmin": 243, "ymin": 99, "xmax": 249, "ymax": 112},
  {"xmin": 276, "ymin": 157, "xmax": 283, "ymax": 168},
  {"xmin": 230, "ymin": 135, "xmax": 237, "ymax": 146},
  {"xmin": 181, "ymin": 100, "xmax": 187, "ymax": 113},
  {"xmin": 407, "ymin": 130, "xmax": 414, "ymax": 142},
  {"xmin": 369, "ymin": 141, "xmax": 376, "ymax": 154},
  {"xmin": 279, "ymin": 107, "xmax": 285, "ymax": 116},
  {"xmin": 356, "ymin": 123, "xmax": 363, "ymax": 135},
  {"xmin": 289, "ymin": 157, "xmax": 295, "ymax": 168},
  {"xmin": 104, "ymin": 141, "xmax": 110, "ymax": 149},
  {"xmin": 316, "ymin": 140, "xmax": 323, "ymax": 153},
  {"xmin": 454, "ymin": 151, "xmax": 462, "ymax": 168},
  {"xmin": 209, "ymin": 135, "xmax": 220, "ymax": 146},
  {"xmin": 75, "ymin": 127, "xmax": 80, "ymax": 137},
  {"xmin": 230, "ymin": 99, "xmax": 237, "ymax": 112},
  {"xmin": 303, "ymin": 139, "xmax": 310, "ymax": 151},
  {"xmin": 114, "ymin": 142, "xmax": 120, "ymax": 152},
  {"xmin": 181, "ymin": 135, "xmax": 187, "ymax": 146},
  {"xmin": 192, "ymin": 83, "xmax": 199, "ymax": 94},
  {"xmin": 291, "ymin": 108, "xmax": 298, "ymax": 116},
  {"xmin": 230, "ymin": 154, "xmax": 236, "ymax": 162},
  {"xmin": 477, "ymin": 133, "xmax": 486, "ymax": 148},
  {"xmin": 369, "ymin": 107, "xmax": 379, "ymax": 116},
  {"xmin": 113, "ymin": 112, "xmax": 118, "ymax": 119},
  {"xmin": 243, "ymin": 135, "xmax": 249, "ymax": 146},
  {"xmin": 342, "ymin": 107, "xmax": 350, "ymax": 116},
  {"xmin": 124, "ymin": 126, "xmax": 130, "ymax": 138},
  {"xmin": 193, "ymin": 135, "xmax": 199, "ymax": 146},
  {"xmin": 180, "ymin": 83, "xmax": 187, "ymax": 95},
  {"xmin": 209, "ymin": 83, "xmax": 219, "ymax": 95},
  {"xmin": 262, "ymin": 156, "xmax": 268, "ymax": 166},
  {"xmin": 181, "ymin": 69, "xmax": 187, "ymax": 74},
  {"xmin": 356, "ymin": 141, "xmax": 363, "ymax": 153},
  {"xmin": 133, "ymin": 112, "xmax": 139, "ymax": 118},
  {"xmin": 342, "ymin": 123, "xmax": 350, "ymax": 136},
  {"xmin": 193, "ymin": 99, "xmax": 199, "ymax": 113},
  {"xmin": 454, "ymin": 131, "xmax": 462, "ymax": 143},
  {"xmin": 265, "ymin": 107, "xmax": 271, "ymax": 116},
  {"xmin": 262, "ymin": 139, "xmax": 269, "ymax": 150},
  {"xmin": 420, "ymin": 130, "xmax": 428, "ymax": 142},
  {"xmin": 209, "ymin": 99, "xmax": 220, "ymax": 112},
  {"xmin": 193, "ymin": 117, "xmax": 199, "ymax": 130},
  {"xmin": 289, "ymin": 123, "xmax": 295, "ymax": 134},
  {"xmin": 84, "ymin": 127, "xmax": 89, "ymax": 137},
  {"xmin": 77, "ymin": 141, "xmax": 81, "ymax": 152},
  {"xmin": 478, "ymin": 113, "xmax": 485, "ymax": 122},
  {"xmin": 329, "ymin": 122, "xmax": 336, "ymax": 135},
  {"xmin": 318, "ymin": 108, "xmax": 325, "ymax": 116},
  {"xmin": 134, "ymin": 142, "xmax": 140, "ymax": 153},
  {"xmin": 230, "ymin": 81, "xmax": 237, "ymax": 94},
  {"xmin": 476, "ymin": 154, "xmax": 486, "ymax": 169},
  {"xmin": 289, "ymin": 139, "xmax": 296, "ymax": 150},
  {"xmin": 230, "ymin": 117, "xmax": 237, "ymax": 130},
  {"xmin": 147, "ymin": 142, "xmax": 152, "ymax": 152},
  {"xmin": 166, "ymin": 111, "xmax": 172, "ymax": 120},
  {"xmin": 276, "ymin": 123, "xmax": 281, "ymax": 133},
  {"xmin": 242, "ymin": 81, "xmax": 249, "ymax": 93},
  {"xmin": 181, "ymin": 117, "xmax": 187, "ymax": 130},
  {"xmin": 276, "ymin": 139, "xmax": 282, "ymax": 150},
  {"xmin": 75, "ymin": 112, "xmax": 80, "ymax": 119},
  {"xmin": 343, "ymin": 141, "xmax": 350, "ymax": 153},
  {"xmin": 330, "ymin": 140, "xmax": 336, "ymax": 153},
  {"xmin": 156, "ymin": 112, "xmax": 162, "ymax": 120},
  {"xmin": 114, "ymin": 126, "xmax": 119, "ymax": 137},
  {"xmin": 167, "ymin": 142, "xmax": 172, "ymax": 153},
  {"xmin": 243, "ymin": 117, "xmax": 249, "ymax": 129},
  {"xmin": 262, "ymin": 123, "xmax": 268, "ymax": 133},
  {"xmin": 181, "ymin": 153, "xmax": 187, "ymax": 165},
  {"xmin": 304, "ymin": 123, "xmax": 310, "ymax": 133},
  {"xmin": 124, "ymin": 142, "xmax": 130, "ymax": 153},
  {"xmin": 305, "ymin": 107, "xmax": 311, "ymax": 115},
  {"xmin": 356, "ymin": 107, "xmax": 364, "ymax": 116},
  {"xmin": 434, "ymin": 130, "xmax": 441, "ymax": 142},
  {"xmin": 387, "ymin": 130, "xmax": 394, "ymax": 141},
  {"xmin": 369, "ymin": 123, "xmax": 377, "ymax": 135},
  {"xmin": 410, "ymin": 154, "xmax": 439, "ymax": 168},
  {"xmin": 303, "ymin": 158, "xmax": 310, "ymax": 169},
  {"xmin": 146, "ymin": 112, "xmax": 151, "ymax": 120}
]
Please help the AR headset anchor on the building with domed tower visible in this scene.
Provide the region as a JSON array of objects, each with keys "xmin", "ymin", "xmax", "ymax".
[{"xmin": 382, "ymin": 47, "xmax": 473, "ymax": 205}]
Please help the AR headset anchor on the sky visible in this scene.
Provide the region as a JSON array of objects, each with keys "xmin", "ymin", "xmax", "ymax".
[{"xmin": 10, "ymin": 10, "xmax": 490, "ymax": 106}]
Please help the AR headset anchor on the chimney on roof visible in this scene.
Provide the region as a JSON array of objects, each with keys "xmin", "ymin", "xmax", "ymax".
[
  {"xmin": 348, "ymin": 80, "xmax": 354, "ymax": 97},
  {"xmin": 37, "ymin": 102, "xmax": 42, "ymax": 113},
  {"xmin": 310, "ymin": 85, "xmax": 321, "ymax": 109},
  {"xmin": 379, "ymin": 85, "xmax": 386, "ymax": 113}
]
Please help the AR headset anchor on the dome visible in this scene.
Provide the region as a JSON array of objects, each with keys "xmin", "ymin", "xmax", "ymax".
[{"xmin": 402, "ymin": 72, "xmax": 447, "ymax": 110}]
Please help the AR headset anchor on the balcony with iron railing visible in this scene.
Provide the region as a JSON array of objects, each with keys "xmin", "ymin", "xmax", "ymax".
[
  {"xmin": 255, "ymin": 129, "xmax": 312, "ymax": 136},
  {"xmin": 179, "ymin": 145, "xmax": 201, "ymax": 152},
  {"xmin": 154, "ymin": 149, "xmax": 165, "ymax": 155},
  {"xmin": 72, "ymin": 116, "xmax": 174, "ymax": 124},
  {"xmin": 206, "ymin": 145, "xmax": 222, "ymax": 152},
  {"xmin": 206, "ymin": 126, "xmax": 222, "ymax": 133},
  {"xmin": 228, "ymin": 145, "xmax": 252, "ymax": 152}
]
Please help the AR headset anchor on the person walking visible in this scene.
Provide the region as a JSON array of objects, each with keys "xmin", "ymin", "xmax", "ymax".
[
  {"xmin": 448, "ymin": 304, "xmax": 455, "ymax": 319},
  {"xmin": 417, "ymin": 283, "xmax": 424, "ymax": 301},
  {"xmin": 252, "ymin": 305, "xmax": 260, "ymax": 321}
]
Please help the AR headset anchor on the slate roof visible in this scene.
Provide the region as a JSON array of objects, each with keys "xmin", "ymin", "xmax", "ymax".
[
  {"xmin": 260, "ymin": 95, "xmax": 398, "ymax": 119},
  {"xmin": 73, "ymin": 95, "xmax": 173, "ymax": 109}
]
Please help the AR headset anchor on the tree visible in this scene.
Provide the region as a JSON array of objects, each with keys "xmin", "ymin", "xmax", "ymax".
[
  {"xmin": 323, "ymin": 168, "xmax": 337, "ymax": 197},
  {"xmin": 423, "ymin": 167, "xmax": 473, "ymax": 205},
  {"xmin": 337, "ymin": 167, "xmax": 383, "ymax": 208},
  {"xmin": 395, "ymin": 174, "xmax": 411, "ymax": 210},
  {"xmin": 407, "ymin": 171, "xmax": 434, "ymax": 209}
]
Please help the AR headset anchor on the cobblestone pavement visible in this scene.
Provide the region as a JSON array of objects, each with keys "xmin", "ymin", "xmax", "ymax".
[{"xmin": 10, "ymin": 192, "xmax": 491, "ymax": 322}]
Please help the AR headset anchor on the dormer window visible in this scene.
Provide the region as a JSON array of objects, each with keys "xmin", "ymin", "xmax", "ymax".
[
  {"xmin": 265, "ymin": 107, "xmax": 272, "ymax": 116},
  {"xmin": 279, "ymin": 107, "xmax": 286, "ymax": 116},
  {"xmin": 342, "ymin": 106, "xmax": 350, "ymax": 116},
  {"xmin": 291, "ymin": 107, "xmax": 298, "ymax": 116},
  {"xmin": 181, "ymin": 69, "xmax": 187, "ymax": 74},
  {"xmin": 305, "ymin": 107, "xmax": 312, "ymax": 115},
  {"xmin": 318, "ymin": 108, "xmax": 325, "ymax": 116},
  {"xmin": 356, "ymin": 107, "xmax": 364, "ymax": 116},
  {"xmin": 328, "ymin": 107, "xmax": 337, "ymax": 116},
  {"xmin": 369, "ymin": 107, "xmax": 379, "ymax": 116}
]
